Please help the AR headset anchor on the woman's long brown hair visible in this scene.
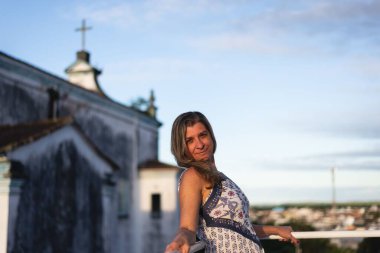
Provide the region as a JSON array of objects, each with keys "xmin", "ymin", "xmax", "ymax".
[{"xmin": 171, "ymin": 111, "xmax": 221, "ymax": 187}]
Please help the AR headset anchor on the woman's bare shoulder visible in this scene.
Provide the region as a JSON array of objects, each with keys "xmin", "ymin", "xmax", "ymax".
[{"xmin": 180, "ymin": 167, "xmax": 204, "ymax": 187}]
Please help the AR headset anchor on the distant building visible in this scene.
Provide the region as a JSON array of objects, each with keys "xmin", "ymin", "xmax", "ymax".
[
  {"xmin": 0, "ymin": 50, "xmax": 180, "ymax": 253},
  {"xmin": 138, "ymin": 161, "xmax": 183, "ymax": 253}
]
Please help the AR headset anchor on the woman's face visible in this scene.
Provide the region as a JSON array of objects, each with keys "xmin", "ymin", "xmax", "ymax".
[{"xmin": 185, "ymin": 122, "xmax": 214, "ymax": 162}]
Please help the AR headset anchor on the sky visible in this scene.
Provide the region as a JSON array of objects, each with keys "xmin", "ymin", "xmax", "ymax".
[{"xmin": 2, "ymin": 0, "xmax": 380, "ymax": 205}]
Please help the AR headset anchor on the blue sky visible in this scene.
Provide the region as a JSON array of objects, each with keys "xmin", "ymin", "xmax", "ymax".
[{"xmin": 2, "ymin": 0, "xmax": 380, "ymax": 204}]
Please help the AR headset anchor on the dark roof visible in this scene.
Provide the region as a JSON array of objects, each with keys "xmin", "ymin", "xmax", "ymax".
[
  {"xmin": 0, "ymin": 117, "xmax": 73, "ymax": 153},
  {"xmin": 139, "ymin": 160, "xmax": 179, "ymax": 170},
  {"xmin": 0, "ymin": 117, "xmax": 119, "ymax": 171}
]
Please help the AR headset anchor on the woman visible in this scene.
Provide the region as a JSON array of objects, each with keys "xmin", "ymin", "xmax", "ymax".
[{"xmin": 165, "ymin": 112, "xmax": 299, "ymax": 253}]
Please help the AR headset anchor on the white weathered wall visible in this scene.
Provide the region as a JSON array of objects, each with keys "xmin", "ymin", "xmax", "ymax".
[
  {"xmin": 8, "ymin": 126, "xmax": 114, "ymax": 177},
  {"xmin": 5, "ymin": 179, "xmax": 24, "ymax": 253},
  {"xmin": 0, "ymin": 177, "xmax": 10, "ymax": 253},
  {"xmin": 7, "ymin": 126, "xmax": 118, "ymax": 253},
  {"xmin": 67, "ymin": 61, "xmax": 98, "ymax": 92},
  {"xmin": 102, "ymin": 185, "xmax": 118, "ymax": 253},
  {"xmin": 140, "ymin": 170, "xmax": 178, "ymax": 212},
  {"xmin": 138, "ymin": 169, "xmax": 180, "ymax": 253}
]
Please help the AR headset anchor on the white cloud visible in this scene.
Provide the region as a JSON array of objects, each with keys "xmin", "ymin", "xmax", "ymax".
[
  {"xmin": 253, "ymin": 146, "xmax": 380, "ymax": 171},
  {"xmin": 64, "ymin": 0, "xmax": 380, "ymax": 57},
  {"xmin": 189, "ymin": 33, "xmax": 293, "ymax": 54},
  {"xmin": 66, "ymin": 0, "xmax": 241, "ymax": 29},
  {"xmin": 237, "ymin": 0, "xmax": 380, "ymax": 47},
  {"xmin": 70, "ymin": 2, "xmax": 138, "ymax": 28},
  {"xmin": 348, "ymin": 56, "xmax": 380, "ymax": 80},
  {"xmin": 103, "ymin": 57, "xmax": 220, "ymax": 84}
]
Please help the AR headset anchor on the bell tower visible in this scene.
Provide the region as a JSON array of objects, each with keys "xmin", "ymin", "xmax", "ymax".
[{"xmin": 65, "ymin": 20, "xmax": 103, "ymax": 95}]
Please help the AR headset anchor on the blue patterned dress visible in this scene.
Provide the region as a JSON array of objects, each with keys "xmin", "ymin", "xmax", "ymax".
[{"xmin": 197, "ymin": 173, "xmax": 264, "ymax": 253}]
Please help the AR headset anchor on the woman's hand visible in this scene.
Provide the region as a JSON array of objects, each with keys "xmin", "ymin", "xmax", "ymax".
[
  {"xmin": 164, "ymin": 240, "xmax": 187, "ymax": 253},
  {"xmin": 164, "ymin": 228, "xmax": 195, "ymax": 253},
  {"xmin": 275, "ymin": 226, "xmax": 299, "ymax": 245}
]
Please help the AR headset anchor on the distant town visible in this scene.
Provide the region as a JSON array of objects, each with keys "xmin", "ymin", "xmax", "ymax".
[{"xmin": 250, "ymin": 202, "xmax": 380, "ymax": 251}]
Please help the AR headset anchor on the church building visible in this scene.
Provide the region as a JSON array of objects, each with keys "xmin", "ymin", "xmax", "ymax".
[{"xmin": 0, "ymin": 38, "xmax": 180, "ymax": 252}]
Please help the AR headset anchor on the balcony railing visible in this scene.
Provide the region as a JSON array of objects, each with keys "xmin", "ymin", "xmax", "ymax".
[{"xmin": 187, "ymin": 230, "xmax": 380, "ymax": 253}]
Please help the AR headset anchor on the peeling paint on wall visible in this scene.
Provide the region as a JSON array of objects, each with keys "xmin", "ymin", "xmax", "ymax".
[
  {"xmin": 11, "ymin": 141, "xmax": 104, "ymax": 253},
  {"xmin": 0, "ymin": 81, "xmax": 48, "ymax": 125},
  {"xmin": 75, "ymin": 115, "xmax": 133, "ymax": 178}
]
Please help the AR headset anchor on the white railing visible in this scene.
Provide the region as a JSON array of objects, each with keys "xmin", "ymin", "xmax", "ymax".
[
  {"xmin": 188, "ymin": 230, "xmax": 380, "ymax": 253},
  {"xmin": 268, "ymin": 230, "xmax": 380, "ymax": 239}
]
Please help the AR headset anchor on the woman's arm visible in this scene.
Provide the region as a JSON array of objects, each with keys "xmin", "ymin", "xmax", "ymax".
[
  {"xmin": 165, "ymin": 168, "xmax": 203, "ymax": 253},
  {"xmin": 253, "ymin": 225, "xmax": 299, "ymax": 245}
]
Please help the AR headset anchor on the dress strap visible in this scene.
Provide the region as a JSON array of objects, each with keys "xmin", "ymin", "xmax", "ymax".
[{"xmin": 177, "ymin": 168, "xmax": 188, "ymax": 192}]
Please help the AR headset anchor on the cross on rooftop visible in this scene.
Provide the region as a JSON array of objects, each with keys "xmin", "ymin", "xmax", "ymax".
[{"xmin": 75, "ymin": 19, "xmax": 92, "ymax": 50}]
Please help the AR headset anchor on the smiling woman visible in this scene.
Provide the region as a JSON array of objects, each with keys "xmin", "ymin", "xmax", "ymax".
[
  {"xmin": 170, "ymin": 112, "xmax": 221, "ymax": 188},
  {"xmin": 165, "ymin": 112, "xmax": 299, "ymax": 253},
  {"xmin": 185, "ymin": 122, "xmax": 214, "ymax": 162}
]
